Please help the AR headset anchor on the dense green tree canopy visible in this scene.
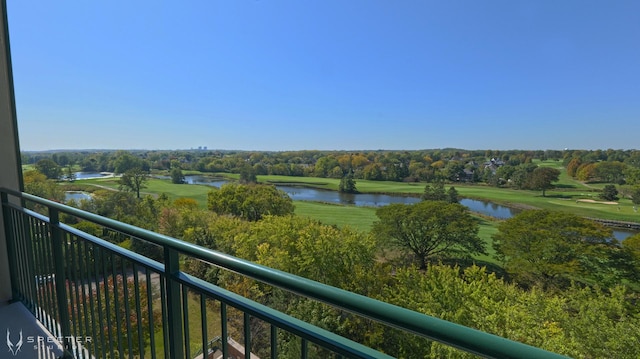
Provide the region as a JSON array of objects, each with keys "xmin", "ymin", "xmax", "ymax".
[
  {"xmin": 35, "ymin": 158, "xmax": 62, "ymax": 179},
  {"xmin": 170, "ymin": 167, "xmax": 185, "ymax": 184},
  {"xmin": 239, "ymin": 164, "xmax": 258, "ymax": 183},
  {"xmin": 23, "ymin": 169, "xmax": 64, "ymax": 202},
  {"xmin": 374, "ymin": 201, "xmax": 484, "ymax": 268},
  {"xmin": 527, "ymin": 166, "xmax": 560, "ymax": 196},
  {"xmin": 379, "ymin": 265, "xmax": 640, "ymax": 359},
  {"xmin": 421, "ymin": 182, "xmax": 447, "ymax": 201},
  {"xmin": 493, "ymin": 210, "xmax": 617, "ymax": 288},
  {"xmin": 113, "ymin": 151, "xmax": 146, "ymax": 174},
  {"xmin": 594, "ymin": 161, "xmax": 626, "ymax": 183},
  {"xmin": 118, "ymin": 167, "xmax": 149, "ymax": 198},
  {"xmin": 207, "ymin": 183, "xmax": 294, "ymax": 221},
  {"xmin": 338, "ymin": 173, "xmax": 357, "ymax": 193},
  {"xmin": 600, "ymin": 184, "xmax": 619, "ymax": 201}
]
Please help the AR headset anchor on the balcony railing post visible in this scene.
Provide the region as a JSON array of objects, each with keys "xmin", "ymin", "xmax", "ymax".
[
  {"xmin": 49, "ymin": 207, "xmax": 72, "ymax": 358},
  {"xmin": 1, "ymin": 192, "xmax": 18, "ymax": 300},
  {"xmin": 165, "ymin": 247, "xmax": 185, "ymax": 358}
]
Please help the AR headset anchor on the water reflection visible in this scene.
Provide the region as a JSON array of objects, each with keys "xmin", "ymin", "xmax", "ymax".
[
  {"xmin": 278, "ymin": 186, "xmax": 421, "ymax": 207},
  {"xmin": 612, "ymin": 229, "xmax": 637, "ymax": 241},
  {"xmin": 73, "ymin": 172, "xmax": 111, "ymax": 179},
  {"xmin": 459, "ymin": 198, "xmax": 521, "ymax": 219},
  {"xmin": 64, "ymin": 191, "xmax": 92, "ymax": 202}
]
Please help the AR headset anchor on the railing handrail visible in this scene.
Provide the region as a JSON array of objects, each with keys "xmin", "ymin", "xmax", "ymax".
[{"xmin": 1, "ymin": 188, "xmax": 569, "ymax": 359}]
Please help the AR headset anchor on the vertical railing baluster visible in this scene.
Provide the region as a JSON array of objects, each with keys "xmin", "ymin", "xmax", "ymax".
[
  {"xmin": 164, "ymin": 247, "xmax": 185, "ymax": 359},
  {"xmin": 43, "ymin": 221, "xmax": 61, "ymax": 337},
  {"xmin": 92, "ymin": 246, "xmax": 107, "ymax": 359},
  {"xmin": 159, "ymin": 274, "xmax": 170, "ymax": 359},
  {"xmin": 68, "ymin": 233, "xmax": 83, "ymax": 356},
  {"xmin": 15, "ymin": 212, "xmax": 30, "ymax": 306},
  {"xmin": 270, "ymin": 324, "xmax": 277, "ymax": 359},
  {"xmin": 31, "ymin": 216, "xmax": 47, "ymax": 325},
  {"xmin": 37, "ymin": 216, "xmax": 54, "ymax": 331},
  {"xmin": 146, "ymin": 270, "xmax": 157, "ymax": 359},
  {"xmin": 76, "ymin": 236, "xmax": 91, "ymax": 356},
  {"xmin": 50, "ymin": 206, "xmax": 72, "ymax": 357},
  {"xmin": 29, "ymin": 217, "xmax": 42, "ymax": 320},
  {"xmin": 182, "ymin": 286, "xmax": 191, "ymax": 359},
  {"xmin": 244, "ymin": 312, "xmax": 251, "ymax": 359},
  {"xmin": 111, "ymin": 253, "xmax": 124, "ymax": 358},
  {"xmin": 200, "ymin": 294, "xmax": 207, "ymax": 359},
  {"xmin": 120, "ymin": 257, "xmax": 134, "ymax": 358},
  {"xmin": 13, "ymin": 212, "xmax": 27, "ymax": 302},
  {"xmin": 82, "ymin": 240, "xmax": 98, "ymax": 357},
  {"xmin": 132, "ymin": 264, "xmax": 145, "ymax": 358},
  {"xmin": 301, "ymin": 338, "xmax": 308, "ymax": 359},
  {"xmin": 101, "ymin": 251, "xmax": 115, "ymax": 359},
  {"xmin": 22, "ymin": 210, "xmax": 37, "ymax": 311},
  {"xmin": 221, "ymin": 302, "xmax": 228, "ymax": 359}
]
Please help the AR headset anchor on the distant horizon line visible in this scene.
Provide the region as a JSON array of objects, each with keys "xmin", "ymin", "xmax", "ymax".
[{"xmin": 20, "ymin": 147, "xmax": 639, "ymax": 153}]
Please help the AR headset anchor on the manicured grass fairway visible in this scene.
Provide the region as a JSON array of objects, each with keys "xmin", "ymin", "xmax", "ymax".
[
  {"xmin": 79, "ymin": 177, "xmax": 212, "ymax": 208},
  {"xmin": 294, "ymin": 200, "xmax": 501, "ymax": 265},
  {"xmin": 293, "ymin": 201, "xmax": 378, "ymax": 233}
]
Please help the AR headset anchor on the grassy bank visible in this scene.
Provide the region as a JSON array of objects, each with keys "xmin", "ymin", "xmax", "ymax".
[{"xmin": 262, "ymin": 171, "xmax": 640, "ymax": 223}]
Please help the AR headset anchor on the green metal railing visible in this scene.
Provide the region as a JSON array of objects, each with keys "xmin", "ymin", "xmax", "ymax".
[{"xmin": 1, "ymin": 188, "xmax": 569, "ymax": 359}]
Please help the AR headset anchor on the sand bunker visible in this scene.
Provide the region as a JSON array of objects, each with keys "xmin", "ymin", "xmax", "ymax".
[{"xmin": 576, "ymin": 199, "xmax": 618, "ymax": 205}]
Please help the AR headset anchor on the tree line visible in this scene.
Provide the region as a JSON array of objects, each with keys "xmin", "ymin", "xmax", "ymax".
[{"xmin": 23, "ymin": 148, "xmax": 640, "ymax": 183}]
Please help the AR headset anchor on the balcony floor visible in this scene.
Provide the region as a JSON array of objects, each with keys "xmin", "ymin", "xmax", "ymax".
[{"xmin": 0, "ymin": 301, "xmax": 64, "ymax": 359}]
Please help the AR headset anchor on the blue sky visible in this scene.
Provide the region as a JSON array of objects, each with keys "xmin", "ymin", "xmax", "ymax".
[{"xmin": 7, "ymin": 1, "xmax": 640, "ymax": 151}]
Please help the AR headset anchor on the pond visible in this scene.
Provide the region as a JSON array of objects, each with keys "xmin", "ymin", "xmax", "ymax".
[
  {"xmin": 157, "ymin": 175, "xmax": 640, "ymax": 240},
  {"xmin": 459, "ymin": 198, "xmax": 522, "ymax": 219},
  {"xmin": 155, "ymin": 175, "xmax": 228, "ymax": 187},
  {"xmin": 73, "ymin": 172, "xmax": 112, "ymax": 179},
  {"xmin": 65, "ymin": 191, "xmax": 92, "ymax": 202},
  {"xmin": 278, "ymin": 185, "xmax": 422, "ymax": 207}
]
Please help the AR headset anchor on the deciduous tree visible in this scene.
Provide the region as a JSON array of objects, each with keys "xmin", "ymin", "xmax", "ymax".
[
  {"xmin": 239, "ymin": 164, "xmax": 258, "ymax": 184},
  {"xmin": 338, "ymin": 173, "xmax": 357, "ymax": 193},
  {"xmin": 23, "ymin": 169, "xmax": 64, "ymax": 202},
  {"xmin": 421, "ymin": 182, "xmax": 446, "ymax": 201},
  {"xmin": 35, "ymin": 158, "xmax": 62, "ymax": 179},
  {"xmin": 600, "ymin": 184, "xmax": 619, "ymax": 201},
  {"xmin": 118, "ymin": 167, "xmax": 149, "ymax": 199},
  {"xmin": 594, "ymin": 161, "xmax": 627, "ymax": 184},
  {"xmin": 207, "ymin": 183, "xmax": 293, "ymax": 221},
  {"xmin": 374, "ymin": 201, "xmax": 484, "ymax": 269},
  {"xmin": 170, "ymin": 167, "xmax": 185, "ymax": 184},
  {"xmin": 527, "ymin": 166, "xmax": 560, "ymax": 196},
  {"xmin": 113, "ymin": 151, "xmax": 146, "ymax": 174},
  {"xmin": 566, "ymin": 157, "xmax": 581, "ymax": 178},
  {"xmin": 493, "ymin": 210, "xmax": 615, "ymax": 288}
]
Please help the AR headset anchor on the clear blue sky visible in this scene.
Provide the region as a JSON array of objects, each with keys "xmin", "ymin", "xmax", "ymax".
[{"xmin": 7, "ymin": 1, "xmax": 640, "ymax": 151}]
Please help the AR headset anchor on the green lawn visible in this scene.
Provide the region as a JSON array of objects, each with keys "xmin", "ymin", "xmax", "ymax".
[
  {"xmin": 294, "ymin": 201, "xmax": 378, "ymax": 232},
  {"xmin": 78, "ymin": 177, "xmax": 213, "ymax": 208},
  {"xmin": 294, "ymin": 199, "xmax": 501, "ymax": 265}
]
